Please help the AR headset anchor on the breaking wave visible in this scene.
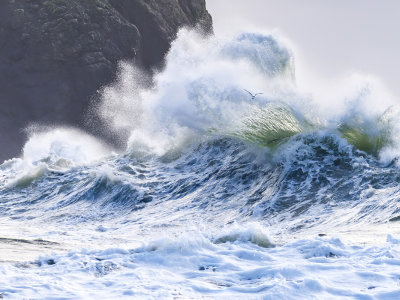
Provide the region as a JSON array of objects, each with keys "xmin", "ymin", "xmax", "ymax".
[{"xmin": 2, "ymin": 29, "xmax": 400, "ymax": 299}]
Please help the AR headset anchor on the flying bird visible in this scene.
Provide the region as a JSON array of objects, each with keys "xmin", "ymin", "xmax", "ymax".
[{"xmin": 243, "ymin": 89, "xmax": 263, "ymax": 100}]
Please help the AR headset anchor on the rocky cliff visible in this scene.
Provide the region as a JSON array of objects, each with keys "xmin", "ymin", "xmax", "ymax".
[{"xmin": 0, "ymin": 0, "xmax": 212, "ymax": 161}]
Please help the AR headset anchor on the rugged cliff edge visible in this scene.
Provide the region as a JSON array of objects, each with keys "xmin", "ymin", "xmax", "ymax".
[{"xmin": 0, "ymin": 0, "xmax": 212, "ymax": 161}]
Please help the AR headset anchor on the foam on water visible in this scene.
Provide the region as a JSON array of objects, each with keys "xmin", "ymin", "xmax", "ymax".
[
  {"xmin": 0, "ymin": 127, "xmax": 113, "ymax": 188},
  {"xmin": 1, "ymin": 225, "xmax": 400, "ymax": 299},
  {"xmin": 22, "ymin": 127, "xmax": 113, "ymax": 165}
]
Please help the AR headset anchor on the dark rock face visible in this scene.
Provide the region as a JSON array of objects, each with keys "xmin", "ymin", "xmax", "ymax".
[
  {"xmin": 0, "ymin": 0, "xmax": 212, "ymax": 162},
  {"xmin": 108, "ymin": 0, "xmax": 212, "ymax": 69}
]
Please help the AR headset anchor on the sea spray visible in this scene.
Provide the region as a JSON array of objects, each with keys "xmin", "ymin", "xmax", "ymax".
[
  {"xmin": 95, "ymin": 29, "xmax": 400, "ymax": 163},
  {"xmin": 96, "ymin": 29, "xmax": 299, "ymax": 156}
]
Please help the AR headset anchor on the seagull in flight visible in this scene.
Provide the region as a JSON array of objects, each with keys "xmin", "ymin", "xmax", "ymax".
[{"xmin": 243, "ymin": 89, "xmax": 263, "ymax": 100}]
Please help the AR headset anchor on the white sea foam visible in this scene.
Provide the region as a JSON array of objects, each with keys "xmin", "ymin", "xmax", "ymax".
[
  {"xmin": 22, "ymin": 127, "xmax": 112, "ymax": 165},
  {"xmin": 1, "ymin": 226, "xmax": 400, "ymax": 299}
]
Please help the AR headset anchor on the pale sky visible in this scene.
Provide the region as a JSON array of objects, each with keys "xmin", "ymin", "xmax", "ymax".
[{"xmin": 207, "ymin": 0, "xmax": 400, "ymax": 97}]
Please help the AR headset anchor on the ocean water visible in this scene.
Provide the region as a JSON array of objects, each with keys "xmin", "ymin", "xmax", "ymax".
[{"xmin": 1, "ymin": 29, "xmax": 400, "ymax": 299}]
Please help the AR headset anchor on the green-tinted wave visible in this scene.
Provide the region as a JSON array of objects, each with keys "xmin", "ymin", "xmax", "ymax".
[
  {"xmin": 234, "ymin": 102, "xmax": 313, "ymax": 148},
  {"xmin": 338, "ymin": 110, "xmax": 393, "ymax": 156},
  {"xmin": 338, "ymin": 124, "xmax": 390, "ymax": 156}
]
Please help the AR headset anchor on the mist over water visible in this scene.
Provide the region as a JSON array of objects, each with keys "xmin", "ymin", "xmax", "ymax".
[{"xmin": 2, "ymin": 29, "xmax": 400, "ymax": 299}]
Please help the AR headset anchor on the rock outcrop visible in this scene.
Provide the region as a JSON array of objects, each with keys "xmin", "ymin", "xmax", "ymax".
[{"xmin": 0, "ymin": 0, "xmax": 212, "ymax": 161}]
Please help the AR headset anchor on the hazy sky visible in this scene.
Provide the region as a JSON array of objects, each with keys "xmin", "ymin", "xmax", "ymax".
[{"xmin": 207, "ymin": 0, "xmax": 400, "ymax": 97}]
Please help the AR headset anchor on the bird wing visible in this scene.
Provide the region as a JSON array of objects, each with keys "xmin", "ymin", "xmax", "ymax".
[
  {"xmin": 254, "ymin": 93, "xmax": 263, "ymax": 96},
  {"xmin": 243, "ymin": 89, "xmax": 254, "ymax": 97}
]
